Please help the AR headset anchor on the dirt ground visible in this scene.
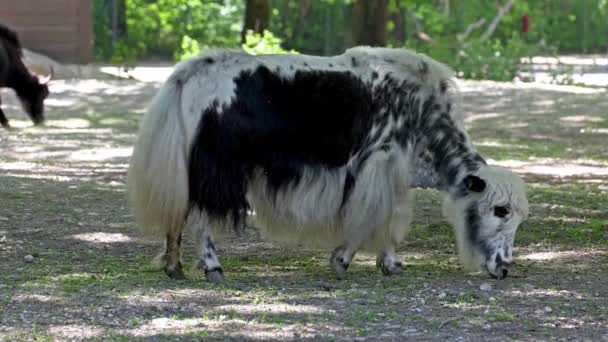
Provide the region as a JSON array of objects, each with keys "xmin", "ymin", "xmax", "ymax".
[{"xmin": 0, "ymin": 77, "xmax": 607, "ymax": 341}]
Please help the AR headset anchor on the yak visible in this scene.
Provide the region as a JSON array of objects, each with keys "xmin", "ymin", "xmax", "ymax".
[
  {"xmin": 128, "ymin": 47, "xmax": 529, "ymax": 283},
  {"xmin": 0, "ymin": 23, "xmax": 50, "ymax": 129}
]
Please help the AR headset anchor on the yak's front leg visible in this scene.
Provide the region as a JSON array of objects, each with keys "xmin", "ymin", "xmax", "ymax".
[
  {"xmin": 197, "ymin": 231, "xmax": 224, "ymax": 283},
  {"xmin": 0, "ymin": 97, "xmax": 10, "ymax": 129},
  {"xmin": 376, "ymin": 247, "xmax": 403, "ymax": 276}
]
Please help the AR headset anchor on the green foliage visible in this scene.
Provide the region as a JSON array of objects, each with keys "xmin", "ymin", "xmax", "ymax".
[
  {"xmin": 454, "ymin": 34, "xmax": 531, "ymax": 81},
  {"xmin": 242, "ymin": 30, "xmax": 298, "ymax": 55},
  {"xmin": 178, "ymin": 35, "xmax": 202, "ymax": 61},
  {"xmin": 95, "ymin": 0, "xmax": 243, "ymax": 63},
  {"xmin": 93, "ymin": 0, "xmax": 608, "ymax": 81}
]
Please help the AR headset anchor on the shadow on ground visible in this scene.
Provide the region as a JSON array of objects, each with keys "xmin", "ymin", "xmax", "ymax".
[{"xmin": 0, "ymin": 79, "xmax": 607, "ymax": 341}]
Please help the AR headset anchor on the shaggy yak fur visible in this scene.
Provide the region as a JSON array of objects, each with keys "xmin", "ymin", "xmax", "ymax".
[
  {"xmin": 128, "ymin": 47, "xmax": 529, "ymax": 282},
  {"xmin": 0, "ymin": 23, "xmax": 50, "ymax": 128}
]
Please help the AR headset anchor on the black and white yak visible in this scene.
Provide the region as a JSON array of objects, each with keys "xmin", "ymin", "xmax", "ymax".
[
  {"xmin": 0, "ymin": 24, "xmax": 50, "ymax": 128},
  {"xmin": 128, "ymin": 47, "xmax": 529, "ymax": 283}
]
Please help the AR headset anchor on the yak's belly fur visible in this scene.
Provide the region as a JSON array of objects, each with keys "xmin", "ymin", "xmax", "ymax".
[{"xmin": 248, "ymin": 147, "xmax": 413, "ymax": 251}]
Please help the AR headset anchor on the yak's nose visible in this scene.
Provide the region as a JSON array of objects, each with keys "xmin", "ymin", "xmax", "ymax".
[
  {"xmin": 494, "ymin": 265, "xmax": 509, "ymax": 279},
  {"xmin": 490, "ymin": 261, "xmax": 512, "ymax": 279}
]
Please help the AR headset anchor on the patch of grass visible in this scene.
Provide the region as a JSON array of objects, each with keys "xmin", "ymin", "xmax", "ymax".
[{"xmin": 487, "ymin": 309, "xmax": 515, "ymax": 322}]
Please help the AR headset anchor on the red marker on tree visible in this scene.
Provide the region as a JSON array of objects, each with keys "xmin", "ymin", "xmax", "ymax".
[{"xmin": 522, "ymin": 14, "xmax": 530, "ymax": 33}]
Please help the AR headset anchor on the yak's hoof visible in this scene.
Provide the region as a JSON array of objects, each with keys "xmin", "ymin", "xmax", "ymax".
[
  {"xmin": 377, "ymin": 253, "xmax": 403, "ymax": 276},
  {"xmin": 205, "ymin": 268, "xmax": 225, "ymax": 283},
  {"xmin": 330, "ymin": 248, "xmax": 351, "ymax": 280},
  {"xmin": 165, "ymin": 263, "xmax": 186, "ymax": 280}
]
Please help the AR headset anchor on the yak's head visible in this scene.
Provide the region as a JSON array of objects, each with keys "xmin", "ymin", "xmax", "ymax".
[
  {"xmin": 18, "ymin": 72, "xmax": 51, "ymax": 126},
  {"xmin": 443, "ymin": 165, "xmax": 528, "ymax": 279}
]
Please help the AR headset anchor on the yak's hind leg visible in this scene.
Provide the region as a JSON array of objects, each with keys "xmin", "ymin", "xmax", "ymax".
[
  {"xmin": 152, "ymin": 229, "xmax": 186, "ymax": 279},
  {"xmin": 196, "ymin": 230, "xmax": 224, "ymax": 283},
  {"xmin": 376, "ymin": 190, "xmax": 413, "ymax": 276},
  {"xmin": 376, "ymin": 247, "xmax": 403, "ymax": 276}
]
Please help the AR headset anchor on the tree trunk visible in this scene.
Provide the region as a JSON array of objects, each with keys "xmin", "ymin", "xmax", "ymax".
[
  {"xmin": 351, "ymin": 0, "xmax": 387, "ymax": 47},
  {"xmin": 241, "ymin": 0, "xmax": 271, "ymax": 44},
  {"xmin": 292, "ymin": 0, "xmax": 313, "ymax": 48}
]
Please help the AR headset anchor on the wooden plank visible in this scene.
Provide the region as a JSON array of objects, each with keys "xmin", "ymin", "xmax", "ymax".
[
  {"xmin": 0, "ymin": 0, "xmax": 92, "ymax": 63},
  {"xmin": 76, "ymin": 0, "xmax": 93, "ymax": 63}
]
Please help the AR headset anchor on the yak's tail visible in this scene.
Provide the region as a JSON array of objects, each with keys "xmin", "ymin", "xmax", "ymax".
[{"xmin": 127, "ymin": 78, "xmax": 189, "ymax": 238}]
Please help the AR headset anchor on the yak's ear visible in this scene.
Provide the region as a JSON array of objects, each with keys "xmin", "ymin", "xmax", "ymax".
[{"xmin": 463, "ymin": 175, "xmax": 486, "ymax": 193}]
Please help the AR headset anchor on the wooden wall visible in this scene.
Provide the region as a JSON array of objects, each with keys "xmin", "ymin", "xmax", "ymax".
[{"xmin": 0, "ymin": 0, "xmax": 93, "ymax": 64}]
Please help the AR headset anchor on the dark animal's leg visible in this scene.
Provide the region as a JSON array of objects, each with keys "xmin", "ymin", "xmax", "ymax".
[
  {"xmin": 0, "ymin": 97, "xmax": 10, "ymax": 128},
  {"xmin": 164, "ymin": 229, "xmax": 185, "ymax": 279},
  {"xmin": 376, "ymin": 247, "xmax": 403, "ymax": 276},
  {"xmin": 330, "ymin": 243, "xmax": 358, "ymax": 279},
  {"xmin": 196, "ymin": 231, "xmax": 224, "ymax": 283}
]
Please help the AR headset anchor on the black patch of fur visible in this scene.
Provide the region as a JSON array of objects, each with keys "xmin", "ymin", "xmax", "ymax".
[
  {"xmin": 188, "ymin": 66, "xmax": 376, "ymax": 227},
  {"xmin": 419, "ymin": 61, "xmax": 429, "ymax": 75},
  {"xmin": 0, "ymin": 24, "xmax": 21, "ymax": 53},
  {"xmin": 203, "ymin": 57, "xmax": 214, "ymax": 64},
  {"xmin": 440, "ymin": 80, "xmax": 448, "ymax": 93},
  {"xmin": 342, "ymin": 170, "xmax": 356, "ymax": 206}
]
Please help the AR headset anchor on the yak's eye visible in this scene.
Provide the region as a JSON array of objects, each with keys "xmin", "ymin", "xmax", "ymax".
[{"xmin": 494, "ymin": 205, "xmax": 511, "ymax": 218}]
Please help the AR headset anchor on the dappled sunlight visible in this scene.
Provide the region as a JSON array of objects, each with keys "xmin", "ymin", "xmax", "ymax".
[
  {"xmin": 69, "ymin": 232, "xmax": 133, "ymax": 244},
  {"xmin": 45, "ymin": 118, "xmax": 91, "ymax": 129},
  {"xmin": 0, "ymin": 161, "xmax": 128, "ymax": 183},
  {"xmin": 540, "ymin": 318, "xmax": 607, "ymax": 330},
  {"xmin": 560, "ymin": 115, "xmax": 604, "ymax": 123},
  {"xmin": 477, "ymin": 141, "xmax": 529, "ymax": 149},
  {"xmin": 490, "ymin": 159, "xmax": 608, "ymax": 178},
  {"xmin": 47, "ymin": 325, "xmax": 105, "ymax": 340},
  {"xmin": 506, "ymin": 288, "xmax": 585, "ymax": 300},
  {"xmin": 464, "ymin": 113, "xmax": 504, "ymax": 123},
  {"xmin": 67, "ymin": 147, "xmax": 132, "ymax": 162},
  {"xmin": 122, "ymin": 314, "xmax": 334, "ymax": 339},
  {"xmin": 215, "ymin": 303, "xmax": 325, "ymax": 315},
  {"xmin": 580, "ymin": 128, "xmax": 608, "ymax": 135},
  {"xmin": 458, "ymin": 79, "xmax": 607, "ymax": 94},
  {"xmin": 520, "ymin": 250, "xmax": 608, "ymax": 262},
  {"xmin": 45, "ymin": 97, "xmax": 79, "ymax": 108},
  {"xmin": 12, "ymin": 293, "xmax": 66, "ymax": 303},
  {"xmin": 0, "ymin": 119, "xmax": 35, "ymax": 129},
  {"xmin": 99, "ymin": 65, "xmax": 174, "ymax": 83},
  {"xmin": 536, "ymin": 216, "xmax": 587, "ymax": 224},
  {"xmin": 442, "ymin": 303, "xmax": 486, "ymax": 311}
]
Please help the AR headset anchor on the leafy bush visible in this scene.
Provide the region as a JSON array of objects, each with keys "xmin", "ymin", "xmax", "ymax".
[
  {"xmin": 178, "ymin": 35, "xmax": 202, "ymax": 61},
  {"xmin": 454, "ymin": 34, "xmax": 531, "ymax": 81},
  {"xmin": 95, "ymin": 0, "xmax": 243, "ymax": 63}
]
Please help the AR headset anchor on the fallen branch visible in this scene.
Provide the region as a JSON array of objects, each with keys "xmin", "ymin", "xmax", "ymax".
[
  {"xmin": 480, "ymin": 0, "xmax": 515, "ymax": 41},
  {"xmin": 459, "ymin": 18, "xmax": 486, "ymax": 42}
]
